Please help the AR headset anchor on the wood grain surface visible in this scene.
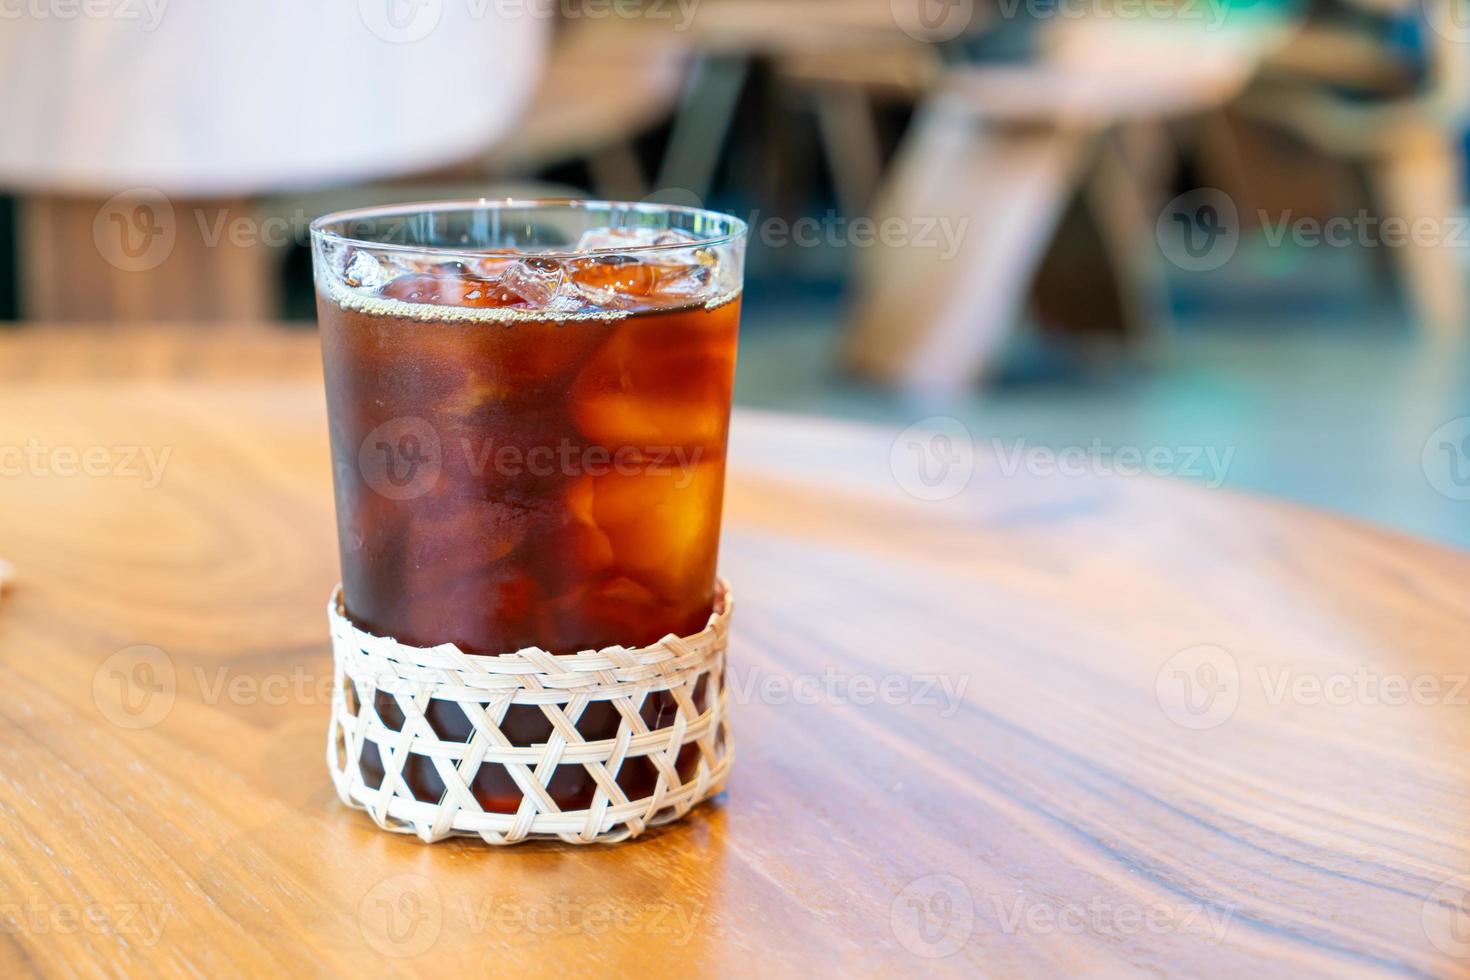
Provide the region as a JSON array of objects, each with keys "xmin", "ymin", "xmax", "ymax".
[{"xmin": 0, "ymin": 326, "xmax": 1468, "ymax": 978}]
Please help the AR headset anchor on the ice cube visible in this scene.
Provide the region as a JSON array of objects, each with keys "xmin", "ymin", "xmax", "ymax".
[
  {"xmin": 378, "ymin": 274, "xmax": 442, "ymax": 304},
  {"xmin": 344, "ymin": 249, "xmax": 390, "ymax": 289},
  {"xmin": 500, "ymin": 257, "xmax": 566, "ymax": 308},
  {"xmin": 379, "ymin": 273, "xmax": 517, "ymax": 308},
  {"xmin": 566, "ymin": 255, "xmax": 658, "ymax": 309},
  {"xmin": 575, "ymin": 226, "xmax": 669, "ymax": 253},
  {"xmin": 471, "ymin": 255, "xmax": 518, "ymax": 279},
  {"xmin": 586, "ymin": 464, "xmax": 723, "ymax": 602},
  {"xmin": 644, "ymin": 230, "xmax": 712, "ymax": 269},
  {"xmin": 575, "ymin": 226, "xmax": 707, "ymax": 265},
  {"xmin": 650, "ymin": 252, "xmax": 716, "ymax": 299},
  {"xmin": 569, "ymin": 307, "xmax": 738, "ymax": 451},
  {"xmin": 413, "ymin": 260, "xmax": 471, "ymax": 277}
]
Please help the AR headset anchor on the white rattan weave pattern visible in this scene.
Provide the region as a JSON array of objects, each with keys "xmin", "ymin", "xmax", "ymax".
[{"xmin": 326, "ymin": 581, "xmax": 732, "ymax": 844}]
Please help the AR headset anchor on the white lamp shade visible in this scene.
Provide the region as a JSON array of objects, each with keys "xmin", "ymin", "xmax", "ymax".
[{"xmin": 0, "ymin": 1, "xmax": 551, "ymax": 196}]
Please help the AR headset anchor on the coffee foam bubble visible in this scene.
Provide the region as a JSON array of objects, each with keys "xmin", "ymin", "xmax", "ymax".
[{"xmin": 321, "ymin": 275, "xmax": 741, "ymax": 324}]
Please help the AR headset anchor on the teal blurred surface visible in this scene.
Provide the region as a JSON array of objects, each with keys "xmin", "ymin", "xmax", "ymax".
[{"xmin": 734, "ymin": 243, "xmax": 1470, "ymax": 551}]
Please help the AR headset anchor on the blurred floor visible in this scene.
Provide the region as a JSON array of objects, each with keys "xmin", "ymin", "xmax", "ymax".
[{"xmin": 734, "ymin": 236, "xmax": 1470, "ymax": 551}]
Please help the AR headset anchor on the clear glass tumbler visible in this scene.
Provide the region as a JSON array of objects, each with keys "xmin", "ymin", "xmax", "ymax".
[{"xmin": 311, "ymin": 200, "xmax": 746, "ymax": 812}]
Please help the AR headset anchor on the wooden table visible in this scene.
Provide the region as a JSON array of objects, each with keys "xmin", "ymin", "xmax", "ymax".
[{"xmin": 1, "ymin": 326, "xmax": 1468, "ymax": 978}]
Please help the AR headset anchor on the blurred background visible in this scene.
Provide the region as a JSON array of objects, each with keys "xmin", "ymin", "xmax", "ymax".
[{"xmin": 1, "ymin": 0, "xmax": 1467, "ymax": 547}]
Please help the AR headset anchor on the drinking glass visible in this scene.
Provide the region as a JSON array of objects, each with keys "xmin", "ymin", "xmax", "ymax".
[{"xmin": 311, "ymin": 200, "xmax": 745, "ymax": 811}]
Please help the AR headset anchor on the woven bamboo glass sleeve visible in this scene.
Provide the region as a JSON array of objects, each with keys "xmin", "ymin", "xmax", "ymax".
[{"xmin": 326, "ymin": 581, "xmax": 733, "ymax": 844}]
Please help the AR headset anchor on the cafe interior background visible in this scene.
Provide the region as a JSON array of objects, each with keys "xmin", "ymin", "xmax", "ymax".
[{"xmin": 0, "ymin": 0, "xmax": 1467, "ymax": 550}]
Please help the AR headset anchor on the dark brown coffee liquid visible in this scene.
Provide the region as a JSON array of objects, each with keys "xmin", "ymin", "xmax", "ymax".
[{"xmin": 319, "ymin": 262, "xmax": 739, "ymax": 810}]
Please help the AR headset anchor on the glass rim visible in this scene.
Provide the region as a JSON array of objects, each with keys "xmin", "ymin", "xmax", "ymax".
[{"xmin": 309, "ymin": 197, "xmax": 749, "ymax": 262}]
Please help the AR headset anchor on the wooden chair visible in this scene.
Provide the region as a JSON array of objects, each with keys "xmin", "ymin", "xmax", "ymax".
[
  {"xmin": 477, "ymin": 18, "xmax": 695, "ymax": 200},
  {"xmin": 842, "ymin": 14, "xmax": 1303, "ymax": 395},
  {"xmin": 1230, "ymin": 2, "xmax": 1470, "ymax": 342}
]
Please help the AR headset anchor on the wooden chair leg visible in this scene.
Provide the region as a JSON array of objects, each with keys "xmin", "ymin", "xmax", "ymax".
[
  {"xmin": 1085, "ymin": 123, "xmax": 1178, "ymax": 358},
  {"xmin": 843, "ymin": 93, "xmax": 1095, "ymax": 395},
  {"xmin": 812, "ymin": 85, "xmax": 884, "ymax": 216},
  {"xmin": 655, "ymin": 56, "xmax": 749, "ymax": 200},
  {"xmin": 1368, "ymin": 127, "xmax": 1469, "ymax": 344},
  {"xmin": 587, "ymin": 141, "xmax": 648, "ymax": 201}
]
